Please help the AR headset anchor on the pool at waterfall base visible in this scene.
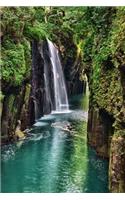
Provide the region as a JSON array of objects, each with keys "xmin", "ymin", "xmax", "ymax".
[{"xmin": 1, "ymin": 95, "xmax": 109, "ymax": 193}]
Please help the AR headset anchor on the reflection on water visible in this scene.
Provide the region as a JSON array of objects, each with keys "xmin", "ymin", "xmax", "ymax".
[{"xmin": 1, "ymin": 94, "xmax": 109, "ymax": 193}]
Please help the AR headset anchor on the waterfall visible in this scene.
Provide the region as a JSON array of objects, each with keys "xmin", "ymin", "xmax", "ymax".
[{"xmin": 47, "ymin": 39, "xmax": 69, "ymax": 112}]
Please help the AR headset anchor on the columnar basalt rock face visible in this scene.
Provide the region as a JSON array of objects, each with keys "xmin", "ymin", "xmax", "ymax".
[
  {"xmin": 87, "ymin": 108, "xmax": 114, "ymax": 158},
  {"xmin": 40, "ymin": 41, "xmax": 55, "ymax": 113},
  {"xmin": 28, "ymin": 40, "xmax": 45, "ymax": 124},
  {"xmin": 20, "ymin": 84, "xmax": 31, "ymax": 130},
  {"xmin": 87, "ymin": 65, "xmax": 125, "ymax": 192},
  {"xmin": 1, "ymin": 83, "xmax": 31, "ymax": 144},
  {"xmin": 109, "ymin": 135, "xmax": 125, "ymax": 192},
  {"xmin": 64, "ymin": 57, "xmax": 84, "ymax": 96}
]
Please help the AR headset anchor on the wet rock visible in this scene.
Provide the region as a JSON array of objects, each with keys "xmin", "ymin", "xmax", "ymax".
[
  {"xmin": 1, "ymin": 83, "xmax": 31, "ymax": 143},
  {"xmin": 87, "ymin": 108, "xmax": 114, "ymax": 158},
  {"xmin": 109, "ymin": 134, "xmax": 125, "ymax": 192}
]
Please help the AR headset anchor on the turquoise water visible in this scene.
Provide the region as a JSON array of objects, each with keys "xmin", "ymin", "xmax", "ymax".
[{"xmin": 1, "ymin": 95, "xmax": 109, "ymax": 193}]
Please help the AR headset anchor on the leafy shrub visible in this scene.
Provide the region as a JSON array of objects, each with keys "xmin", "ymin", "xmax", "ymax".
[{"xmin": 2, "ymin": 40, "xmax": 26, "ymax": 86}]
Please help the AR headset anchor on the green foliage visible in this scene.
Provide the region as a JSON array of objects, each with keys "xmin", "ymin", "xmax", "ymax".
[
  {"xmin": 24, "ymin": 22, "xmax": 50, "ymax": 40},
  {"xmin": 1, "ymin": 7, "xmax": 35, "ymax": 38},
  {"xmin": 1, "ymin": 7, "xmax": 51, "ymax": 86},
  {"xmin": 2, "ymin": 40, "xmax": 26, "ymax": 86},
  {"xmin": 110, "ymin": 7, "xmax": 125, "ymax": 67}
]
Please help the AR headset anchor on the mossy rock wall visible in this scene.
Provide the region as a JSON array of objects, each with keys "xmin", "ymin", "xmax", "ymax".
[
  {"xmin": 109, "ymin": 134, "xmax": 125, "ymax": 192},
  {"xmin": 87, "ymin": 108, "xmax": 114, "ymax": 158},
  {"xmin": 87, "ymin": 58, "xmax": 125, "ymax": 193},
  {"xmin": 1, "ymin": 83, "xmax": 31, "ymax": 143},
  {"xmin": 85, "ymin": 7, "xmax": 125, "ymax": 192}
]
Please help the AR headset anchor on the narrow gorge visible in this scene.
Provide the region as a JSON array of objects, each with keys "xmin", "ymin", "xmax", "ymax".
[{"xmin": 1, "ymin": 7, "xmax": 125, "ymax": 193}]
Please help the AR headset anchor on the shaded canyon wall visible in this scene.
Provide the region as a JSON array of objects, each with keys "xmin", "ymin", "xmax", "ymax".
[{"xmin": 87, "ymin": 62, "xmax": 125, "ymax": 192}]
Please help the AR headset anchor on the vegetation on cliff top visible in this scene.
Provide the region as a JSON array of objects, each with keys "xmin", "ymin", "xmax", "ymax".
[{"xmin": 1, "ymin": 7, "xmax": 125, "ymax": 84}]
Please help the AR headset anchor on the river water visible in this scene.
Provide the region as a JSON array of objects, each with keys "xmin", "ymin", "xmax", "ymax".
[{"xmin": 1, "ymin": 94, "xmax": 109, "ymax": 193}]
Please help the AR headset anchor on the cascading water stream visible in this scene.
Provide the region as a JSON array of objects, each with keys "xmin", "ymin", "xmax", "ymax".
[{"xmin": 47, "ymin": 39, "xmax": 69, "ymax": 112}]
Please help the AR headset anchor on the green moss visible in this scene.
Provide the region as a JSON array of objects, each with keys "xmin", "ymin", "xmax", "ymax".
[
  {"xmin": 110, "ymin": 7, "xmax": 125, "ymax": 66},
  {"xmin": 24, "ymin": 84, "xmax": 31, "ymax": 104},
  {"xmin": 8, "ymin": 95, "xmax": 15, "ymax": 112}
]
